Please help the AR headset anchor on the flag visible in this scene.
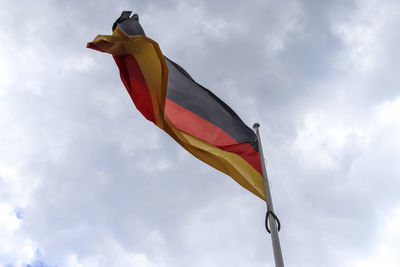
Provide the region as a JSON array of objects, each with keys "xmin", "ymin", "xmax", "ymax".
[{"xmin": 87, "ymin": 11, "xmax": 265, "ymax": 200}]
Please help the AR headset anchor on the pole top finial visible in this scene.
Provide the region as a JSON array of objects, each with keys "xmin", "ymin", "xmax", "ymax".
[{"xmin": 253, "ymin": 122, "xmax": 260, "ymax": 130}]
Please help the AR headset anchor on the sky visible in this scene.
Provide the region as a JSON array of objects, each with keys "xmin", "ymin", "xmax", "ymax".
[{"xmin": 1, "ymin": 0, "xmax": 400, "ymax": 266}]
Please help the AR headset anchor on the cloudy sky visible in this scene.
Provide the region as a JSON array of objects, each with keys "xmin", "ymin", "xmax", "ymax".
[{"xmin": 1, "ymin": 0, "xmax": 400, "ymax": 266}]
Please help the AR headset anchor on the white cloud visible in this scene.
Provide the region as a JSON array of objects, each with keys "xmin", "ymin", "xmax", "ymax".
[
  {"xmin": 346, "ymin": 206, "xmax": 400, "ymax": 267},
  {"xmin": 376, "ymin": 97, "xmax": 400, "ymax": 127},
  {"xmin": 0, "ymin": 201, "xmax": 37, "ymax": 266},
  {"xmin": 64, "ymin": 56, "xmax": 96, "ymax": 73},
  {"xmin": 64, "ymin": 240, "xmax": 166, "ymax": 267},
  {"xmin": 293, "ymin": 110, "xmax": 369, "ymax": 170}
]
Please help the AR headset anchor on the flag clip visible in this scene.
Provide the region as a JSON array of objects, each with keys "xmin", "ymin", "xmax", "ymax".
[{"xmin": 265, "ymin": 208, "xmax": 281, "ymax": 234}]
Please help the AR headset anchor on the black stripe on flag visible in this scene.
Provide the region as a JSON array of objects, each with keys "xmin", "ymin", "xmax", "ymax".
[{"xmin": 165, "ymin": 57, "xmax": 258, "ymax": 151}]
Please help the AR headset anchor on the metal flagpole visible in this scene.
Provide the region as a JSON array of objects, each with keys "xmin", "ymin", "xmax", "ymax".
[{"xmin": 253, "ymin": 123, "xmax": 285, "ymax": 267}]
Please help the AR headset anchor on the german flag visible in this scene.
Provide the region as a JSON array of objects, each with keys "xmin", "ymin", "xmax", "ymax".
[{"xmin": 87, "ymin": 12, "xmax": 265, "ymax": 200}]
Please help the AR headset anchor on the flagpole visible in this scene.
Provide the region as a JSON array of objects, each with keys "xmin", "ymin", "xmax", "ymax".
[{"xmin": 253, "ymin": 123, "xmax": 284, "ymax": 267}]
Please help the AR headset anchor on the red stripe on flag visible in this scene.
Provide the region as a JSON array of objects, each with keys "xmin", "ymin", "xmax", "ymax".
[
  {"xmin": 113, "ymin": 54, "xmax": 156, "ymax": 123},
  {"xmin": 165, "ymin": 98, "xmax": 262, "ymax": 174},
  {"xmin": 219, "ymin": 142, "xmax": 262, "ymax": 174}
]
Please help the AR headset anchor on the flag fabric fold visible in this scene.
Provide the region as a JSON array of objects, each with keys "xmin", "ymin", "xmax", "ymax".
[{"xmin": 87, "ymin": 12, "xmax": 265, "ymax": 200}]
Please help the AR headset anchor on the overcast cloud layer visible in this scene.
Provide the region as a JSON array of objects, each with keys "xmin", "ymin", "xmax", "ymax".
[{"xmin": 1, "ymin": 0, "xmax": 400, "ymax": 266}]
